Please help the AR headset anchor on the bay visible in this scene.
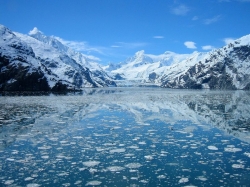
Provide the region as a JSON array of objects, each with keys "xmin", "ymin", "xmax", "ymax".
[{"xmin": 0, "ymin": 88, "xmax": 250, "ymax": 186}]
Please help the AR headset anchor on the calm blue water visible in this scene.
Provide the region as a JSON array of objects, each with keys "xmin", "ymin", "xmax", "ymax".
[{"xmin": 0, "ymin": 88, "xmax": 250, "ymax": 186}]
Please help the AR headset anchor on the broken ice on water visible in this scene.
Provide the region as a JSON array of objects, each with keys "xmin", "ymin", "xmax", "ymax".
[{"xmin": 0, "ymin": 88, "xmax": 250, "ymax": 186}]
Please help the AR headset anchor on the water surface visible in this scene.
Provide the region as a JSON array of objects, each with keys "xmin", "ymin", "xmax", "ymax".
[{"xmin": 0, "ymin": 88, "xmax": 250, "ymax": 186}]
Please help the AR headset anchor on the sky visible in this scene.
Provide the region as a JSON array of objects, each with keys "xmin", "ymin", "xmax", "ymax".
[{"xmin": 1, "ymin": 0, "xmax": 250, "ymax": 64}]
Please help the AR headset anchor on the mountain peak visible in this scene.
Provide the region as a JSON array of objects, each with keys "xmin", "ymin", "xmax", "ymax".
[
  {"xmin": 29, "ymin": 27, "xmax": 43, "ymax": 35},
  {"xmin": 234, "ymin": 34, "xmax": 250, "ymax": 46},
  {"xmin": 135, "ymin": 50, "xmax": 145, "ymax": 57}
]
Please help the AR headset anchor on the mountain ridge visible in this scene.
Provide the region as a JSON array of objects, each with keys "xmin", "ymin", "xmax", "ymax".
[
  {"xmin": 0, "ymin": 24, "xmax": 116, "ymax": 91},
  {"xmin": 105, "ymin": 34, "xmax": 250, "ymax": 89},
  {"xmin": 1, "ymin": 23, "xmax": 250, "ymax": 90}
]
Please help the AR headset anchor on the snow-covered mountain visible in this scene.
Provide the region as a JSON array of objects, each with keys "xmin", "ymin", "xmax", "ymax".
[
  {"xmin": 1, "ymin": 23, "xmax": 250, "ymax": 90},
  {"xmin": 104, "ymin": 49, "xmax": 206, "ymax": 86},
  {"xmin": 0, "ymin": 24, "xmax": 115, "ymax": 91},
  {"xmin": 160, "ymin": 35, "xmax": 250, "ymax": 89},
  {"xmin": 106, "ymin": 35, "xmax": 250, "ymax": 89}
]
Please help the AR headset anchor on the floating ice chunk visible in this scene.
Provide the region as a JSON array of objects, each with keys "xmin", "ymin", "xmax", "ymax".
[
  {"xmin": 129, "ymin": 169, "xmax": 138, "ymax": 172},
  {"xmin": 85, "ymin": 180, "xmax": 102, "ymax": 186},
  {"xmin": 82, "ymin": 161, "xmax": 100, "ymax": 167},
  {"xmin": 38, "ymin": 146, "xmax": 52, "ymax": 150},
  {"xmin": 207, "ymin": 146, "xmax": 218, "ymax": 151},
  {"xmin": 144, "ymin": 155, "xmax": 153, "ymax": 160},
  {"xmin": 57, "ymin": 172, "xmax": 69, "ymax": 176},
  {"xmin": 27, "ymin": 183, "xmax": 40, "ymax": 187},
  {"xmin": 41, "ymin": 155, "xmax": 49, "ymax": 159},
  {"xmin": 74, "ymin": 180, "xmax": 82, "ymax": 185},
  {"xmin": 157, "ymin": 175, "xmax": 166, "ymax": 179},
  {"xmin": 79, "ymin": 167, "xmax": 86, "ymax": 171},
  {"xmin": 110, "ymin": 148, "xmax": 126, "ymax": 153},
  {"xmin": 139, "ymin": 179, "xmax": 148, "ymax": 183},
  {"xmin": 57, "ymin": 154, "xmax": 66, "ymax": 159},
  {"xmin": 131, "ymin": 177, "xmax": 138, "ymax": 180},
  {"xmin": 232, "ymin": 164, "xmax": 244, "ymax": 169},
  {"xmin": 62, "ymin": 183, "xmax": 71, "ymax": 187},
  {"xmin": 107, "ymin": 166, "xmax": 125, "ymax": 172},
  {"xmin": 244, "ymin": 152, "xmax": 250, "ymax": 158},
  {"xmin": 89, "ymin": 168, "xmax": 97, "ymax": 174},
  {"xmin": 25, "ymin": 177, "xmax": 34, "ymax": 181},
  {"xmin": 31, "ymin": 174, "xmax": 38, "ymax": 178},
  {"xmin": 96, "ymin": 148, "xmax": 106, "ymax": 152},
  {"xmin": 6, "ymin": 158, "xmax": 15, "ymax": 161},
  {"xmin": 11, "ymin": 150, "xmax": 19, "ymax": 154},
  {"xmin": 128, "ymin": 145, "xmax": 139, "ymax": 149},
  {"xmin": 125, "ymin": 163, "xmax": 142, "ymax": 169},
  {"xmin": 224, "ymin": 147, "xmax": 242, "ymax": 152},
  {"xmin": 4, "ymin": 180, "xmax": 14, "ymax": 185},
  {"xmin": 179, "ymin": 178, "xmax": 189, "ymax": 184},
  {"xmin": 138, "ymin": 141, "xmax": 146, "ymax": 145},
  {"xmin": 196, "ymin": 176, "xmax": 207, "ymax": 181}
]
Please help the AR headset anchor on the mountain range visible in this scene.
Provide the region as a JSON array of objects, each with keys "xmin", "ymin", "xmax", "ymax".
[
  {"xmin": 0, "ymin": 24, "xmax": 115, "ymax": 91},
  {"xmin": 105, "ymin": 35, "xmax": 250, "ymax": 89},
  {"xmin": 1, "ymin": 24, "xmax": 250, "ymax": 91}
]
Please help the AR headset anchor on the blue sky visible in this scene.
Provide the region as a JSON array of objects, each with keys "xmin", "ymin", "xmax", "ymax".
[{"xmin": 1, "ymin": 0, "xmax": 250, "ymax": 64}]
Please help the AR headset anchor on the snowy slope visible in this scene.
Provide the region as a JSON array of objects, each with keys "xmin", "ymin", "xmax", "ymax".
[
  {"xmin": 27, "ymin": 27, "xmax": 115, "ymax": 88},
  {"xmin": 0, "ymin": 24, "xmax": 116, "ymax": 91},
  {"xmin": 105, "ymin": 50, "xmax": 203, "ymax": 86},
  {"xmin": 160, "ymin": 34, "xmax": 250, "ymax": 89},
  {"xmin": 106, "ymin": 34, "xmax": 250, "ymax": 89},
  {"xmin": 0, "ymin": 25, "xmax": 53, "ymax": 91},
  {"xmin": 28, "ymin": 28, "xmax": 103, "ymax": 71}
]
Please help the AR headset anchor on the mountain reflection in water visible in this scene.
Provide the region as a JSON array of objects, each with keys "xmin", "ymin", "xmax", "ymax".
[{"xmin": 0, "ymin": 88, "xmax": 250, "ymax": 186}]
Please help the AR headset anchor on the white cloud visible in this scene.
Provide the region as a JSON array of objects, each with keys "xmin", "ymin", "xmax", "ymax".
[
  {"xmin": 204, "ymin": 15, "xmax": 221, "ymax": 25},
  {"xmin": 55, "ymin": 36, "xmax": 105, "ymax": 55},
  {"xmin": 223, "ymin": 38, "xmax": 235, "ymax": 45},
  {"xmin": 192, "ymin": 16, "xmax": 198, "ymax": 21},
  {"xmin": 153, "ymin": 36, "xmax": 164, "ymax": 39},
  {"xmin": 171, "ymin": 4, "xmax": 190, "ymax": 16},
  {"xmin": 202, "ymin": 45, "xmax": 214, "ymax": 50},
  {"xmin": 184, "ymin": 41, "xmax": 197, "ymax": 49}
]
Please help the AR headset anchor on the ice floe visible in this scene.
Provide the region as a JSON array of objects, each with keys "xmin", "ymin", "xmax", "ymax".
[
  {"xmin": 232, "ymin": 164, "xmax": 244, "ymax": 169},
  {"xmin": 207, "ymin": 146, "xmax": 218, "ymax": 150},
  {"xmin": 179, "ymin": 177, "xmax": 189, "ymax": 184},
  {"xmin": 24, "ymin": 177, "xmax": 34, "ymax": 181},
  {"xmin": 82, "ymin": 161, "xmax": 100, "ymax": 167},
  {"xmin": 26, "ymin": 183, "xmax": 40, "ymax": 187},
  {"xmin": 144, "ymin": 155, "xmax": 154, "ymax": 160},
  {"xmin": 4, "ymin": 180, "xmax": 14, "ymax": 185},
  {"xmin": 224, "ymin": 147, "xmax": 242, "ymax": 152},
  {"xmin": 244, "ymin": 152, "xmax": 250, "ymax": 158},
  {"xmin": 125, "ymin": 163, "xmax": 142, "ymax": 169},
  {"xmin": 107, "ymin": 166, "xmax": 125, "ymax": 172},
  {"xmin": 109, "ymin": 148, "xmax": 126, "ymax": 153},
  {"xmin": 85, "ymin": 180, "xmax": 102, "ymax": 186}
]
